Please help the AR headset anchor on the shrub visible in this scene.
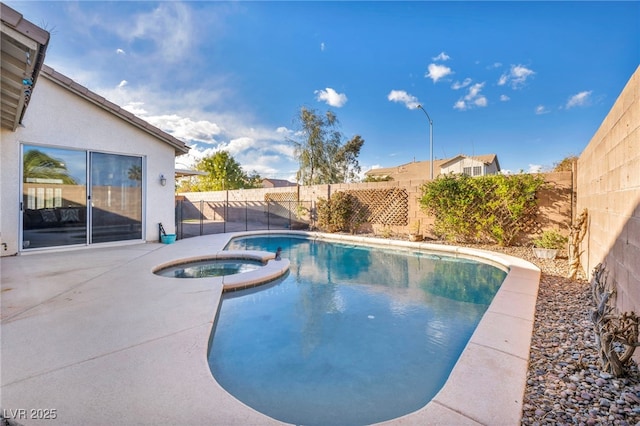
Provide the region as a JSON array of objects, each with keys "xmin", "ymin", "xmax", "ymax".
[
  {"xmin": 316, "ymin": 192, "xmax": 367, "ymax": 233},
  {"xmin": 533, "ymin": 230, "xmax": 568, "ymax": 249},
  {"xmin": 419, "ymin": 173, "xmax": 546, "ymax": 246},
  {"xmin": 419, "ymin": 174, "xmax": 479, "ymax": 242}
]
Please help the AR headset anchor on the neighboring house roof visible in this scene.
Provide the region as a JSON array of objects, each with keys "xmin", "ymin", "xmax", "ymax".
[
  {"xmin": 1, "ymin": 2, "xmax": 50, "ymax": 131},
  {"xmin": 365, "ymin": 158, "xmax": 451, "ymax": 179},
  {"xmin": 263, "ymin": 178, "xmax": 296, "ymax": 187},
  {"xmin": 366, "ymin": 154, "xmax": 500, "ymax": 180},
  {"xmin": 439, "ymin": 154, "xmax": 499, "ymax": 168},
  {"xmin": 39, "ymin": 64, "xmax": 190, "ymax": 156}
]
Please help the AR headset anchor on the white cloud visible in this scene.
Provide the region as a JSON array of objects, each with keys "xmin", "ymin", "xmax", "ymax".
[
  {"xmin": 451, "ymin": 78, "xmax": 472, "ymax": 90},
  {"xmin": 425, "ymin": 63, "xmax": 453, "ymax": 83},
  {"xmin": 467, "ymin": 83, "xmax": 483, "ymax": 98},
  {"xmin": 219, "ymin": 137, "xmax": 257, "ymax": 155},
  {"xmin": 500, "ymin": 94, "xmax": 510, "ymax": 102},
  {"xmin": 320, "ymin": 42, "xmax": 325, "ymax": 51},
  {"xmin": 122, "ymin": 101, "xmax": 148, "ymax": 116},
  {"xmin": 116, "ymin": 48, "xmax": 126, "ymax": 55},
  {"xmin": 117, "ymin": 80, "xmax": 128, "ymax": 88},
  {"xmin": 387, "ymin": 90, "xmax": 420, "ymax": 109},
  {"xmin": 454, "ymin": 82, "xmax": 487, "ymax": 111},
  {"xmin": 276, "ymin": 126, "xmax": 292, "ymax": 136},
  {"xmin": 73, "ymin": 77, "xmax": 296, "ymax": 179},
  {"xmin": 474, "ymin": 96, "xmax": 488, "ymax": 107},
  {"xmin": 315, "ymin": 87, "xmax": 348, "ymax": 107},
  {"xmin": 145, "ymin": 114, "xmax": 222, "ymax": 144},
  {"xmin": 535, "ymin": 105, "xmax": 550, "ymax": 115},
  {"xmin": 528, "ymin": 164, "xmax": 543, "ymax": 173},
  {"xmin": 432, "ymin": 52, "xmax": 451, "ymax": 61},
  {"xmin": 498, "ymin": 64, "xmax": 535, "ymax": 89},
  {"xmin": 566, "ymin": 90, "xmax": 593, "ymax": 108},
  {"xmin": 118, "ymin": 3, "xmax": 195, "ymax": 63}
]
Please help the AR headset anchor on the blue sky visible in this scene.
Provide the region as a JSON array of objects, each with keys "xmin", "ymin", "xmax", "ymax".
[{"xmin": 9, "ymin": 1, "xmax": 639, "ymax": 179}]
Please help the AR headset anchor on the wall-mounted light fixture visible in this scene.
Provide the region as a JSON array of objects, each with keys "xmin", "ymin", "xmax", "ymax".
[{"xmin": 160, "ymin": 174, "xmax": 167, "ymax": 186}]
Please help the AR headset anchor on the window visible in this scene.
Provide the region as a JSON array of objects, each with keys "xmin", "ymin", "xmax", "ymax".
[
  {"xmin": 463, "ymin": 167, "xmax": 472, "ymax": 176},
  {"xmin": 473, "ymin": 166, "xmax": 482, "ymax": 176}
]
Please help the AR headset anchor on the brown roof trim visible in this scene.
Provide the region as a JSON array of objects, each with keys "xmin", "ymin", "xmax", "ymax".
[
  {"xmin": 39, "ymin": 64, "xmax": 190, "ymax": 155},
  {"xmin": 438, "ymin": 154, "xmax": 498, "ymax": 168},
  {"xmin": 1, "ymin": 2, "xmax": 50, "ymax": 129},
  {"xmin": 0, "ymin": 3, "xmax": 50, "ymax": 45}
]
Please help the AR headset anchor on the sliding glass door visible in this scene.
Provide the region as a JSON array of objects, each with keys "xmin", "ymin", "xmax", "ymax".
[
  {"xmin": 22, "ymin": 145, "xmax": 144, "ymax": 249},
  {"xmin": 90, "ymin": 152, "xmax": 143, "ymax": 243},
  {"xmin": 22, "ymin": 146, "xmax": 88, "ymax": 249}
]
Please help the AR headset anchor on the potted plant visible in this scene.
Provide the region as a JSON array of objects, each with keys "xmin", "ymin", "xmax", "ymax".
[
  {"xmin": 532, "ymin": 230, "xmax": 567, "ymax": 259},
  {"xmin": 408, "ymin": 220, "xmax": 423, "ymax": 242}
]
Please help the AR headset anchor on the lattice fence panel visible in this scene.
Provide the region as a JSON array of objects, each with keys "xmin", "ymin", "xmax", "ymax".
[
  {"xmin": 343, "ymin": 188, "xmax": 408, "ymax": 226},
  {"xmin": 264, "ymin": 192, "xmax": 300, "ymax": 220}
]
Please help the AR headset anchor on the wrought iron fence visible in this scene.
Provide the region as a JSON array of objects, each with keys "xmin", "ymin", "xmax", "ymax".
[{"xmin": 175, "ymin": 199, "xmax": 314, "ymax": 239}]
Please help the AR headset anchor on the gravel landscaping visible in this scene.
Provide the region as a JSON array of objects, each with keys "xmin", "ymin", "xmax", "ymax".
[{"xmin": 459, "ymin": 244, "xmax": 640, "ymax": 426}]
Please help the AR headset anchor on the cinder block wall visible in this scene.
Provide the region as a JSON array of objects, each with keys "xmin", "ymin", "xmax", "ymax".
[{"xmin": 576, "ymin": 66, "xmax": 640, "ymax": 314}]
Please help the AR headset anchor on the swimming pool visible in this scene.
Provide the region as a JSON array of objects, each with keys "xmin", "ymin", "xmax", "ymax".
[{"xmin": 208, "ymin": 235, "xmax": 507, "ymax": 425}]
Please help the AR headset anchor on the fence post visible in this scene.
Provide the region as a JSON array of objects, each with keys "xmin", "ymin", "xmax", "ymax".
[
  {"xmin": 199, "ymin": 200, "xmax": 204, "ymax": 236},
  {"xmin": 176, "ymin": 199, "xmax": 182, "ymax": 239},
  {"xmin": 224, "ymin": 192, "xmax": 228, "ymax": 233}
]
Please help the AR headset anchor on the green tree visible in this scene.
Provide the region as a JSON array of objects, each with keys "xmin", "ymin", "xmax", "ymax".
[
  {"xmin": 363, "ymin": 174, "xmax": 393, "ymax": 183},
  {"xmin": 289, "ymin": 107, "xmax": 364, "ymax": 184},
  {"xmin": 191, "ymin": 151, "xmax": 260, "ymax": 191},
  {"xmin": 336, "ymin": 135, "xmax": 365, "ymax": 183},
  {"xmin": 553, "ymin": 155, "xmax": 578, "ymax": 172}
]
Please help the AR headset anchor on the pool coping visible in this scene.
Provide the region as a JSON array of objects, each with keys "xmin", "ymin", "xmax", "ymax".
[{"xmin": 0, "ymin": 231, "xmax": 540, "ymax": 425}]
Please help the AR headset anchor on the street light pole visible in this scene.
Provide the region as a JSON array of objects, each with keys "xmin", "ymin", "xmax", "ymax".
[{"xmin": 416, "ymin": 104, "xmax": 434, "ymax": 180}]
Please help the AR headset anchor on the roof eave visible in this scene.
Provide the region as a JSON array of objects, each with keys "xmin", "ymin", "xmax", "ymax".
[{"xmin": 1, "ymin": 3, "xmax": 50, "ymax": 131}]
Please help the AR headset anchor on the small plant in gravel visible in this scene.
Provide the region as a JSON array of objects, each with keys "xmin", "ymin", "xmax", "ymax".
[{"xmin": 533, "ymin": 229, "xmax": 568, "ymax": 249}]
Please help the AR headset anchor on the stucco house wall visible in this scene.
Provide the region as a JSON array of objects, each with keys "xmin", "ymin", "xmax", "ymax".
[
  {"xmin": 576, "ymin": 65, "xmax": 640, "ymax": 314},
  {"xmin": 440, "ymin": 156, "xmax": 498, "ymax": 176},
  {"xmin": 1, "ymin": 68, "xmax": 186, "ymax": 256}
]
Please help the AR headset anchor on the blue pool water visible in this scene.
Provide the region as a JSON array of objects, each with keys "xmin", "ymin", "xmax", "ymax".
[{"xmin": 208, "ymin": 236, "xmax": 507, "ymax": 425}]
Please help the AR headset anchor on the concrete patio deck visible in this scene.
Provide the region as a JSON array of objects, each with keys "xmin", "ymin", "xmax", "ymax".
[{"xmin": 1, "ymin": 232, "xmax": 540, "ymax": 425}]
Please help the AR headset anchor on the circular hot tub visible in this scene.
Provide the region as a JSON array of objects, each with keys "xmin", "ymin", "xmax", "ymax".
[
  {"xmin": 155, "ymin": 258, "xmax": 264, "ymax": 278},
  {"xmin": 152, "ymin": 250, "xmax": 290, "ymax": 292}
]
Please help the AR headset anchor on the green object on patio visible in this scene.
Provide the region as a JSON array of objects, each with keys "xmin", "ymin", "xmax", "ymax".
[{"xmin": 161, "ymin": 234, "xmax": 176, "ymax": 244}]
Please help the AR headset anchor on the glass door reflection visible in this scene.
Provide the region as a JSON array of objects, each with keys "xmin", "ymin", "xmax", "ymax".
[
  {"xmin": 22, "ymin": 145, "xmax": 87, "ymax": 249},
  {"xmin": 89, "ymin": 152, "xmax": 143, "ymax": 243}
]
